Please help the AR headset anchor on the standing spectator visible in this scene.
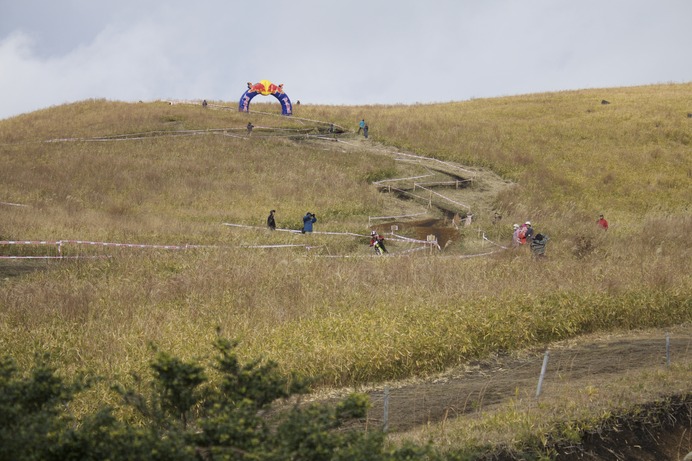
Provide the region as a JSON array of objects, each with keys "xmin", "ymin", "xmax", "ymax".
[
  {"xmin": 518, "ymin": 223, "xmax": 528, "ymax": 245},
  {"xmin": 267, "ymin": 210, "xmax": 276, "ymax": 231},
  {"xmin": 357, "ymin": 119, "xmax": 365, "ymax": 134},
  {"xmin": 302, "ymin": 212, "xmax": 317, "ymax": 233},
  {"xmin": 597, "ymin": 214, "xmax": 609, "ymax": 230},
  {"xmin": 512, "ymin": 224, "xmax": 522, "ymax": 247},
  {"xmin": 363, "ymin": 124, "xmax": 369, "ymax": 139},
  {"xmin": 246, "ymin": 122, "xmax": 254, "ymax": 136},
  {"xmin": 524, "ymin": 221, "xmax": 534, "ymax": 244},
  {"xmin": 530, "ymin": 233, "xmax": 550, "ymax": 258}
]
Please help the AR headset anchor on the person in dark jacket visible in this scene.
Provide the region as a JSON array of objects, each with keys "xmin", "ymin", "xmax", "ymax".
[
  {"xmin": 530, "ymin": 233, "xmax": 549, "ymax": 257},
  {"xmin": 524, "ymin": 221, "xmax": 534, "ymax": 244},
  {"xmin": 267, "ymin": 210, "xmax": 276, "ymax": 230},
  {"xmin": 302, "ymin": 212, "xmax": 317, "ymax": 233}
]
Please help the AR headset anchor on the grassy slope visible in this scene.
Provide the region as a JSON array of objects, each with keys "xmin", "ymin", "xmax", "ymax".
[{"xmin": 1, "ymin": 86, "xmax": 691, "ymax": 452}]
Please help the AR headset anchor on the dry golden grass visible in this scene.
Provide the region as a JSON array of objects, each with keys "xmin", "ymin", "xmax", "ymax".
[
  {"xmin": 391, "ymin": 362, "xmax": 692, "ymax": 456},
  {"xmin": 1, "ymin": 85, "xmax": 690, "ymax": 451}
]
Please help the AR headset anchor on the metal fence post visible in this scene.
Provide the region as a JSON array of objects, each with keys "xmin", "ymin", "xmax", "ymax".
[
  {"xmin": 666, "ymin": 333, "xmax": 671, "ymax": 368},
  {"xmin": 383, "ymin": 386, "xmax": 389, "ymax": 433},
  {"xmin": 536, "ymin": 350, "xmax": 550, "ymax": 399}
]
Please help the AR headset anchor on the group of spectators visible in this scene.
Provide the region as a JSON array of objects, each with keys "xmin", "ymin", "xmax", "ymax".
[
  {"xmin": 512, "ymin": 214, "xmax": 608, "ymax": 258},
  {"xmin": 512, "ymin": 221, "xmax": 548, "ymax": 257},
  {"xmin": 266, "ymin": 209, "xmax": 389, "ymax": 255},
  {"xmin": 266, "ymin": 210, "xmax": 317, "ymax": 234}
]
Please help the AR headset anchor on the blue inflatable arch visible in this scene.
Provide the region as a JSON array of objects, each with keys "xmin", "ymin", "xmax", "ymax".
[{"xmin": 239, "ymin": 80, "xmax": 293, "ymax": 116}]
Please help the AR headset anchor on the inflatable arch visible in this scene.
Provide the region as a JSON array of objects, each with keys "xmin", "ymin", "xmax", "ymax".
[{"xmin": 239, "ymin": 80, "xmax": 293, "ymax": 115}]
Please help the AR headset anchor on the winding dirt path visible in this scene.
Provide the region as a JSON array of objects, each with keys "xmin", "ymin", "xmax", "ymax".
[{"xmin": 304, "ymin": 136, "xmax": 692, "ymax": 459}]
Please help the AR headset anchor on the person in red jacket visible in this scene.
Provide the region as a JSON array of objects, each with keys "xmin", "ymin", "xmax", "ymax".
[
  {"xmin": 597, "ymin": 214, "xmax": 609, "ymax": 230},
  {"xmin": 370, "ymin": 230, "xmax": 388, "ymax": 255}
]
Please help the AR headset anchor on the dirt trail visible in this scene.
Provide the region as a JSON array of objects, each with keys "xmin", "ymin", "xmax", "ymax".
[
  {"xmin": 357, "ymin": 328, "xmax": 692, "ymax": 433},
  {"xmin": 305, "ymin": 136, "xmax": 692, "ymax": 459},
  {"xmin": 332, "ymin": 137, "xmax": 515, "ymax": 223},
  {"xmin": 305, "ymin": 327, "xmax": 691, "ymax": 460}
]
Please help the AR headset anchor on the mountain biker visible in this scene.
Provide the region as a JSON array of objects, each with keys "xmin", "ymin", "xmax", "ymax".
[{"xmin": 370, "ymin": 230, "xmax": 388, "ymax": 255}]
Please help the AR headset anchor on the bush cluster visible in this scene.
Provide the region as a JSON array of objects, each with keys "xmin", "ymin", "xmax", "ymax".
[{"xmin": 0, "ymin": 335, "xmax": 467, "ymax": 461}]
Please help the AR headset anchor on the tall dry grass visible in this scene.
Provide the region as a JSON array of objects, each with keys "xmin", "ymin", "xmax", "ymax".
[
  {"xmin": 0, "ymin": 86, "xmax": 690, "ymax": 417},
  {"xmin": 313, "ymin": 83, "xmax": 692, "ymax": 218}
]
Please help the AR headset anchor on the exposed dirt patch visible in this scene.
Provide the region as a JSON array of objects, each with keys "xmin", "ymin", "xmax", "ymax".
[
  {"xmin": 350, "ymin": 329, "xmax": 691, "ymax": 431},
  {"xmin": 557, "ymin": 409, "xmax": 692, "ymax": 461},
  {"xmin": 300, "ymin": 326, "xmax": 691, "ymax": 460}
]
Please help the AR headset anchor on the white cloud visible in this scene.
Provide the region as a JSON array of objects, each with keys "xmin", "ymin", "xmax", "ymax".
[{"xmin": 1, "ymin": 0, "xmax": 691, "ymax": 119}]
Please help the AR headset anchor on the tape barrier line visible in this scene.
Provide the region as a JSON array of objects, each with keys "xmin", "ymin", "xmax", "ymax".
[
  {"xmin": 415, "ymin": 180, "xmax": 473, "ymax": 187},
  {"xmin": 372, "ymin": 174, "xmax": 435, "ymax": 185},
  {"xmin": 482, "ymin": 233, "xmax": 510, "ymax": 250},
  {"xmin": 390, "ymin": 151, "xmax": 476, "ymax": 176},
  {"xmin": 0, "ymin": 255, "xmax": 109, "ymax": 260},
  {"xmin": 414, "ymin": 184, "xmax": 472, "ymax": 211},
  {"xmin": 0, "ymin": 240, "xmax": 60, "ymax": 245},
  {"xmin": 44, "ymin": 130, "xmax": 227, "ymax": 144},
  {"xmin": 240, "ymin": 244, "xmax": 311, "ymax": 249},
  {"xmin": 223, "ymin": 222, "xmax": 370, "ymax": 238},
  {"xmin": 223, "ymin": 222, "xmax": 435, "ymax": 256},
  {"xmin": 0, "ymin": 201, "xmax": 29, "ymax": 207},
  {"xmin": 0, "ymin": 240, "xmax": 216, "ymax": 250},
  {"xmin": 390, "ymin": 233, "xmax": 436, "ymax": 245},
  {"xmin": 368, "ymin": 212, "xmax": 428, "ymax": 221},
  {"xmin": 60, "ymin": 240, "xmax": 212, "ymax": 250}
]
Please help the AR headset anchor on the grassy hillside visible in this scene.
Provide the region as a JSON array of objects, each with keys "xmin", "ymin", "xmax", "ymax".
[{"xmin": 1, "ymin": 85, "xmax": 691, "ymax": 453}]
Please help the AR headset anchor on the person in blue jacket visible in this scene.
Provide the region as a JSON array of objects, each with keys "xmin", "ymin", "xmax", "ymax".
[{"xmin": 302, "ymin": 212, "xmax": 317, "ymax": 233}]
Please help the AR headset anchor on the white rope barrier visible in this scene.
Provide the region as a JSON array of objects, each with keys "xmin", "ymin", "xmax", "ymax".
[
  {"xmin": 166, "ymin": 99, "xmax": 348, "ymax": 132},
  {"xmin": 1, "ymin": 232, "xmax": 507, "ymax": 260},
  {"xmin": 223, "ymin": 222, "xmax": 300, "ymax": 233},
  {"xmin": 414, "ymin": 184, "xmax": 472, "ymax": 211},
  {"xmin": 482, "ymin": 233, "xmax": 510, "ymax": 250},
  {"xmin": 0, "ymin": 239, "xmax": 217, "ymax": 251},
  {"xmin": 372, "ymin": 174, "xmax": 435, "ymax": 185},
  {"xmin": 240, "ymin": 244, "xmax": 313, "ymax": 249},
  {"xmin": 414, "ymin": 180, "xmax": 472, "ymax": 188},
  {"xmin": 390, "ymin": 151, "xmax": 476, "ymax": 176},
  {"xmin": 0, "ymin": 201, "xmax": 29, "ymax": 207},
  {"xmin": 384, "ymin": 186, "xmax": 433, "ymax": 203},
  {"xmin": 0, "ymin": 240, "xmax": 59, "ymax": 245},
  {"xmin": 368, "ymin": 212, "xmax": 429, "ymax": 224},
  {"xmin": 0, "ymin": 255, "xmax": 110, "ymax": 260},
  {"xmin": 222, "ymin": 222, "xmax": 370, "ymax": 238}
]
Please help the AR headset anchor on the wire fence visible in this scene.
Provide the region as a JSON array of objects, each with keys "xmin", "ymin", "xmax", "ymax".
[{"xmin": 347, "ymin": 333, "xmax": 692, "ymax": 433}]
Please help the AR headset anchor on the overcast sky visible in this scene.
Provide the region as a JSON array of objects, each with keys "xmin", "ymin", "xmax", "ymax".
[{"xmin": 1, "ymin": 0, "xmax": 690, "ymax": 120}]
